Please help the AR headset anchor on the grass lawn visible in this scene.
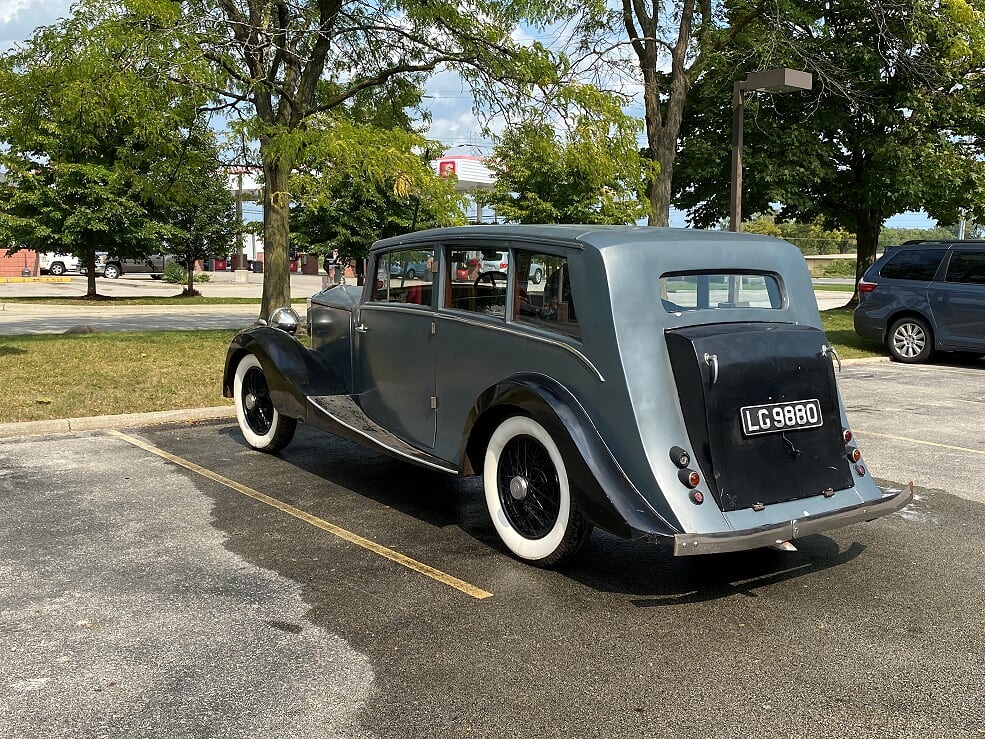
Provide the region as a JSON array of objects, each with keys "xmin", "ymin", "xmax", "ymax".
[
  {"xmin": 0, "ymin": 330, "xmax": 236, "ymax": 424},
  {"xmin": 812, "ymin": 283, "xmax": 856, "ymax": 292},
  {"xmin": 0, "ymin": 308, "xmax": 887, "ymax": 425}
]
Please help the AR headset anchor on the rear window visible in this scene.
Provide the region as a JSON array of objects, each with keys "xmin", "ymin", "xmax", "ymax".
[
  {"xmin": 879, "ymin": 249, "xmax": 945, "ymax": 281},
  {"xmin": 660, "ymin": 273, "xmax": 783, "ymax": 312}
]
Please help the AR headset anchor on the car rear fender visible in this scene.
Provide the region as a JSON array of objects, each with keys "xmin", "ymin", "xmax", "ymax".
[
  {"xmin": 223, "ymin": 328, "xmax": 346, "ymax": 422},
  {"xmin": 461, "ymin": 373, "xmax": 682, "ymax": 541}
]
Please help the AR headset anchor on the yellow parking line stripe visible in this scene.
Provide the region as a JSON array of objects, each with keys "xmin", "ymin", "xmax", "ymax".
[
  {"xmin": 853, "ymin": 429, "xmax": 985, "ymax": 456},
  {"xmin": 108, "ymin": 430, "xmax": 493, "ymax": 600}
]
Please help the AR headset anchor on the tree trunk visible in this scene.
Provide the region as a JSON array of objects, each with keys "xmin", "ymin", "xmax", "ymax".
[
  {"xmin": 259, "ymin": 144, "xmax": 294, "ymax": 321},
  {"xmin": 186, "ymin": 260, "xmax": 195, "ymax": 296},
  {"xmin": 846, "ymin": 206, "xmax": 883, "ymax": 307},
  {"xmin": 83, "ymin": 239, "xmax": 98, "ymax": 298},
  {"xmin": 647, "ymin": 141, "xmax": 675, "ymax": 227}
]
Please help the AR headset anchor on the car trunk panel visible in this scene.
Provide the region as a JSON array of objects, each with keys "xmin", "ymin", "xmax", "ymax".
[{"xmin": 666, "ymin": 323, "xmax": 852, "ymax": 512}]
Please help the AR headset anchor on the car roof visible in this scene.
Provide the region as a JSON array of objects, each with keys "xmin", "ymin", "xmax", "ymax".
[
  {"xmin": 372, "ymin": 224, "xmax": 795, "ymax": 258},
  {"xmin": 894, "ymin": 239, "xmax": 985, "ymax": 248}
]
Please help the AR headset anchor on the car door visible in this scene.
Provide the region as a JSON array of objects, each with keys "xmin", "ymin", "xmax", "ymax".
[
  {"xmin": 929, "ymin": 248, "xmax": 985, "ymax": 349},
  {"xmin": 354, "ymin": 247, "xmax": 437, "ymax": 448}
]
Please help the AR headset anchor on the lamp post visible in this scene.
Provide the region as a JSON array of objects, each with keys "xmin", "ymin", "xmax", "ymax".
[{"xmin": 729, "ymin": 68, "xmax": 813, "ymax": 232}]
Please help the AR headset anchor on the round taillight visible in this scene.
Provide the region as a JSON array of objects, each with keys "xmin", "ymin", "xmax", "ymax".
[
  {"xmin": 843, "ymin": 429, "xmax": 853, "ymax": 443},
  {"xmin": 855, "ymin": 464, "xmax": 866, "ymax": 476},
  {"xmin": 849, "ymin": 448, "xmax": 862, "ymax": 463},
  {"xmin": 678, "ymin": 468, "xmax": 700, "ymax": 488},
  {"xmin": 690, "ymin": 490, "xmax": 704, "ymax": 505},
  {"xmin": 670, "ymin": 446, "xmax": 690, "ymax": 468}
]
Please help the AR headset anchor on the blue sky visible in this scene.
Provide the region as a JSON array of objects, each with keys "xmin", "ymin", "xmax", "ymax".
[{"xmin": 0, "ymin": 1, "xmax": 939, "ymax": 230}]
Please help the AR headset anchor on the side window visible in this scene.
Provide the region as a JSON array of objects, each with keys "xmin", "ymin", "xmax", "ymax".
[
  {"xmin": 443, "ymin": 247, "xmax": 508, "ymax": 319},
  {"xmin": 880, "ymin": 249, "xmax": 946, "ymax": 281},
  {"xmin": 512, "ymin": 251, "xmax": 580, "ymax": 339},
  {"xmin": 371, "ymin": 249, "xmax": 435, "ymax": 306},
  {"xmin": 944, "ymin": 250, "xmax": 985, "ymax": 285}
]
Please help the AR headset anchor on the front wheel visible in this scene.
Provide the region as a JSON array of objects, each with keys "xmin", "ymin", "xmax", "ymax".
[
  {"xmin": 233, "ymin": 354, "xmax": 297, "ymax": 453},
  {"xmin": 102, "ymin": 263, "xmax": 121, "ymax": 279},
  {"xmin": 49, "ymin": 262, "xmax": 65, "ymax": 276},
  {"xmin": 483, "ymin": 415, "xmax": 592, "ymax": 566},
  {"xmin": 531, "ymin": 268, "xmax": 543, "ymax": 284},
  {"xmin": 888, "ymin": 316, "xmax": 932, "ymax": 363}
]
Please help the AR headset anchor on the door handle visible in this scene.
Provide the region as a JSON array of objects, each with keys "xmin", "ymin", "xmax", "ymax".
[
  {"xmin": 703, "ymin": 352, "xmax": 719, "ymax": 386},
  {"xmin": 355, "ymin": 322, "xmax": 369, "ymax": 333}
]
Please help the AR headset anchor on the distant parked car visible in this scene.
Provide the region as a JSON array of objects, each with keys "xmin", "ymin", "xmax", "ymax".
[
  {"xmin": 39, "ymin": 252, "xmax": 80, "ymax": 276},
  {"xmin": 854, "ymin": 239, "xmax": 985, "ymax": 363},
  {"xmin": 479, "ymin": 250, "xmax": 546, "ymax": 283},
  {"xmin": 99, "ymin": 254, "xmax": 181, "ymax": 279},
  {"xmin": 389, "ymin": 259, "xmax": 429, "ymax": 280}
]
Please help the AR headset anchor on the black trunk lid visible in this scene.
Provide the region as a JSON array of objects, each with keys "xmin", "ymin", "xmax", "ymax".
[{"xmin": 666, "ymin": 323, "xmax": 852, "ymax": 512}]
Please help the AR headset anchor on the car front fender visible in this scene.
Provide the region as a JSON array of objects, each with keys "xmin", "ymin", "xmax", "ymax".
[{"xmin": 223, "ymin": 328, "xmax": 346, "ymax": 422}]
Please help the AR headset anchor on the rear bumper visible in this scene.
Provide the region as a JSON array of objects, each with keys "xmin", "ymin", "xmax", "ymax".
[{"xmin": 673, "ymin": 484, "xmax": 914, "ymax": 556}]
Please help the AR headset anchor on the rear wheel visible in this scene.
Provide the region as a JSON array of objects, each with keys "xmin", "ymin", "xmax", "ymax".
[
  {"xmin": 49, "ymin": 262, "xmax": 65, "ymax": 276},
  {"xmin": 482, "ymin": 415, "xmax": 592, "ymax": 566},
  {"xmin": 888, "ymin": 316, "xmax": 932, "ymax": 363},
  {"xmin": 233, "ymin": 354, "xmax": 296, "ymax": 453},
  {"xmin": 102, "ymin": 263, "xmax": 121, "ymax": 279},
  {"xmin": 531, "ymin": 268, "xmax": 543, "ymax": 284}
]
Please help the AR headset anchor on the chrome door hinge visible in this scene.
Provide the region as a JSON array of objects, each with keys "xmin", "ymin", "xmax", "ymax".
[
  {"xmin": 430, "ymin": 396, "xmax": 438, "ymax": 410},
  {"xmin": 431, "ymin": 321, "xmax": 436, "ymax": 336}
]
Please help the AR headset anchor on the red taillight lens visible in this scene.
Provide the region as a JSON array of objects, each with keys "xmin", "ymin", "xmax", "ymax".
[
  {"xmin": 857, "ymin": 279, "xmax": 877, "ymax": 293},
  {"xmin": 499, "ymin": 262, "xmax": 508, "ymax": 269},
  {"xmin": 843, "ymin": 429, "xmax": 853, "ymax": 443},
  {"xmin": 690, "ymin": 490, "xmax": 704, "ymax": 505},
  {"xmin": 855, "ymin": 464, "xmax": 866, "ymax": 476}
]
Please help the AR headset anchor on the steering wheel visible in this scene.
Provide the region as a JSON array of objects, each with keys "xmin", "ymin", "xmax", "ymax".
[{"xmin": 474, "ymin": 270, "xmax": 508, "ymax": 289}]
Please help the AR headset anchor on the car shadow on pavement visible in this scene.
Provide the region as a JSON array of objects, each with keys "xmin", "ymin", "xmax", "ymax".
[{"xmin": 216, "ymin": 423, "xmax": 869, "ymax": 603}]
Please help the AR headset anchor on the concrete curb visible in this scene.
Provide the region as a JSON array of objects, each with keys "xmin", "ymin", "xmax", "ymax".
[{"xmin": 0, "ymin": 405, "xmax": 236, "ymax": 440}]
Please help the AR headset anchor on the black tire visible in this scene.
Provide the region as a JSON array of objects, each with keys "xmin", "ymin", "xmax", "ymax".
[
  {"xmin": 49, "ymin": 262, "xmax": 65, "ymax": 276},
  {"xmin": 233, "ymin": 354, "xmax": 297, "ymax": 453},
  {"xmin": 102, "ymin": 263, "xmax": 121, "ymax": 279},
  {"xmin": 482, "ymin": 415, "xmax": 592, "ymax": 567},
  {"xmin": 406, "ymin": 268, "xmax": 416, "ymax": 280},
  {"xmin": 888, "ymin": 316, "xmax": 933, "ymax": 363},
  {"xmin": 531, "ymin": 268, "xmax": 543, "ymax": 284}
]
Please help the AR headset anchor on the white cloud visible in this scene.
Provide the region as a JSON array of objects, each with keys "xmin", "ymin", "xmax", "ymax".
[{"xmin": 0, "ymin": 0, "xmax": 69, "ymax": 50}]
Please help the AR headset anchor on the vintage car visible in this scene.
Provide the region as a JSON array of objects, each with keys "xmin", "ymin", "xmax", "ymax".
[{"xmin": 223, "ymin": 225, "xmax": 912, "ymax": 566}]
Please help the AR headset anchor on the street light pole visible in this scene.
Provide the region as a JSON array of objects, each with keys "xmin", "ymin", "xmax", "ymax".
[{"xmin": 729, "ymin": 68, "xmax": 813, "ymax": 233}]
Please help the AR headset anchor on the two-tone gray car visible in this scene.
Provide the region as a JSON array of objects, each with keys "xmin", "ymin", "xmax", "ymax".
[{"xmin": 223, "ymin": 225, "xmax": 911, "ymax": 566}]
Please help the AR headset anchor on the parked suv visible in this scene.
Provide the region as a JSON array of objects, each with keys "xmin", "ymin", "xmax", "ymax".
[
  {"xmin": 99, "ymin": 254, "xmax": 180, "ymax": 279},
  {"xmin": 854, "ymin": 240, "xmax": 985, "ymax": 363}
]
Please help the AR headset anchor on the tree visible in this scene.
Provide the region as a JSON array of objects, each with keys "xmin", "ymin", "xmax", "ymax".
[
  {"xmin": 151, "ymin": 128, "xmax": 238, "ymax": 296},
  {"xmin": 161, "ymin": 0, "xmax": 565, "ymax": 319},
  {"xmin": 569, "ymin": 0, "xmax": 770, "ymax": 225},
  {"xmin": 0, "ymin": 1, "xmax": 210, "ymax": 298},
  {"xmin": 486, "ymin": 91, "xmax": 652, "ymax": 224},
  {"xmin": 673, "ymin": 0, "xmax": 985, "ymax": 288}
]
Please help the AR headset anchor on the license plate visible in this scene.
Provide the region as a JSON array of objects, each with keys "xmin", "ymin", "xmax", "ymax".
[{"xmin": 740, "ymin": 399, "xmax": 823, "ymax": 436}]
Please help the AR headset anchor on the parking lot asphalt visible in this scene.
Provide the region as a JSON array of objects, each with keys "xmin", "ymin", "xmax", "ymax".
[{"xmin": 2, "ymin": 361, "xmax": 984, "ymax": 738}]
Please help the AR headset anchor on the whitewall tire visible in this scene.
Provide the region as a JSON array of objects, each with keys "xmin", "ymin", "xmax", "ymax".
[
  {"xmin": 483, "ymin": 415, "xmax": 591, "ymax": 566},
  {"xmin": 233, "ymin": 354, "xmax": 297, "ymax": 453}
]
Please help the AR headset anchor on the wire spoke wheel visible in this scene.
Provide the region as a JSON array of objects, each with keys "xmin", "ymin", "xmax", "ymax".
[
  {"xmin": 483, "ymin": 415, "xmax": 592, "ymax": 566},
  {"xmin": 497, "ymin": 435, "xmax": 561, "ymax": 539}
]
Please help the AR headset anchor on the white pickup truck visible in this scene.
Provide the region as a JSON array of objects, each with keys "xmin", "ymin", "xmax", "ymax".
[{"xmin": 39, "ymin": 252, "xmax": 80, "ymax": 276}]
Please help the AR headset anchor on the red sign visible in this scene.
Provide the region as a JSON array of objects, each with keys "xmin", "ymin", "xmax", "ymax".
[{"xmin": 438, "ymin": 160, "xmax": 457, "ymax": 177}]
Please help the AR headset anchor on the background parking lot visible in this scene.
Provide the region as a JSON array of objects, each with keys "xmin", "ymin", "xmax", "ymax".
[{"xmin": 1, "ymin": 361, "xmax": 983, "ymax": 738}]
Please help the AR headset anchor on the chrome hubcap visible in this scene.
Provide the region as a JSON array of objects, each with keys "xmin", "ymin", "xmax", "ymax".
[
  {"xmin": 509, "ymin": 475, "xmax": 529, "ymax": 501},
  {"xmin": 245, "ymin": 393, "xmax": 256, "ymax": 411}
]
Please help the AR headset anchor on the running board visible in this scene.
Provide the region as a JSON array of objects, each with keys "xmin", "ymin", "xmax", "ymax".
[{"xmin": 306, "ymin": 395, "xmax": 458, "ymax": 474}]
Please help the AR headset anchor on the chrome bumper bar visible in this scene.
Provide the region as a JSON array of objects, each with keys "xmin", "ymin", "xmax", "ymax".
[{"xmin": 673, "ymin": 484, "xmax": 914, "ymax": 556}]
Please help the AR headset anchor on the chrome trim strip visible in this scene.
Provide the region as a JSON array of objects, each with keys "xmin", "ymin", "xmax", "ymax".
[
  {"xmin": 672, "ymin": 485, "xmax": 914, "ymax": 556},
  {"xmin": 437, "ymin": 312, "xmax": 605, "ymax": 382}
]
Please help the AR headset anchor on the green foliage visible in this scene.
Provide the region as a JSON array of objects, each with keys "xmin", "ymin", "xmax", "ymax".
[
  {"xmin": 163, "ymin": 262, "xmax": 211, "ymax": 284},
  {"xmin": 486, "ymin": 103, "xmax": 652, "ymax": 224},
  {"xmin": 0, "ymin": 0, "xmax": 216, "ymax": 297},
  {"xmin": 821, "ymin": 260, "xmax": 858, "ymax": 278},
  {"xmin": 673, "ymin": 0, "xmax": 985, "ymax": 281},
  {"xmin": 745, "ymin": 215, "xmax": 856, "ymax": 255}
]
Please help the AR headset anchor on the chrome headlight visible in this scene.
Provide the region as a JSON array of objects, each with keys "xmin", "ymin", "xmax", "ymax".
[{"xmin": 269, "ymin": 307, "xmax": 300, "ymax": 335}]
